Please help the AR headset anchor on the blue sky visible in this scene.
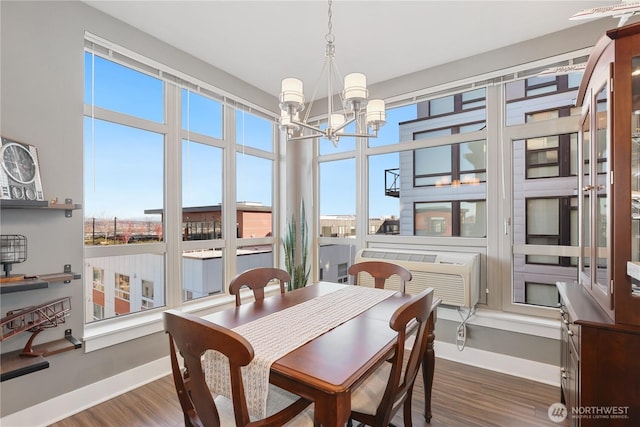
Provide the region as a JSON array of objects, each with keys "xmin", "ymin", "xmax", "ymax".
[{"xmin": 84, "ymin": 52, "xmax": 413, "ymax": 220}]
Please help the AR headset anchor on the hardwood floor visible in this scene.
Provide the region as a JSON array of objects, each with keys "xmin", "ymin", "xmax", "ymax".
[{"xmin": 50, "ymin": 358, "xmax": 567, "ymax": 427}]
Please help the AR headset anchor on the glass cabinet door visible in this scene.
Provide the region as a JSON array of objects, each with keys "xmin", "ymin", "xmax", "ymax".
[
  {"xmin": 579, "ymin": 72, "xmax": 612, "ymax": 312},
  {"xmin": 580, "ymin": 110, "xmax": 591, "ymax": 283},
  {"xmin": 594, "ymin": 84, "xmax": 611, "ymax": 300},
  {"xmin": 632, "ymin": 55, "xmax": 640, "ymax": 268}
]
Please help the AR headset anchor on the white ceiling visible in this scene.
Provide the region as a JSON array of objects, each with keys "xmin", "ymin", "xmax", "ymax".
[{"xmin": 84, "ymin": 1, "xmax": 621, "ymax": 98}]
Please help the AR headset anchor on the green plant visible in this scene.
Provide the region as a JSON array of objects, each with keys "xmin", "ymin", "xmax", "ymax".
[{"xmin": 282, "ymin": 200, "xmax": 309, "ymax": 290}]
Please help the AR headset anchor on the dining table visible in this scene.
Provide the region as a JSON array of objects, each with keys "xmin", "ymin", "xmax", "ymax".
[{"xmin": 202, "ymin": 281, "xmax": 441, "ymax": 427}]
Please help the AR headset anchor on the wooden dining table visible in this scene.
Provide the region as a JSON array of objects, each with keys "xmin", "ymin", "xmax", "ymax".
[{"xmin": 202, "ymin": 281, "xmax": 441, "ymax": 427}]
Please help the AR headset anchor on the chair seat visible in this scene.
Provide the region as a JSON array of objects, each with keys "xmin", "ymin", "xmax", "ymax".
[
  {"xmin": 350, "ymin": 362, "xmax": 393, "ymax": 414},
  {"xmin": 215, "ymin": 385, "xmax": 315, "ymax": 426}
]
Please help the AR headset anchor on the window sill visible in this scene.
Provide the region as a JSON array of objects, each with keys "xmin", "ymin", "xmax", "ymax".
[
  {"xmin": 437, "ymin": 306, "xmax": 561, "ymax": 339},
  {"xmin": 82, "ymin": 286, "xmax": 282, "ymax": 352},
  {"xmin": 82, "ymin": 295, "xmax": 237, "ymax": 353}
]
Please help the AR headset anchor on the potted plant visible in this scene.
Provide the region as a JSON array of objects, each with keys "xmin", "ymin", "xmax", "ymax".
[{"xmin": 282, "ymin": 200, "xmax": 309, "ymax": 290}]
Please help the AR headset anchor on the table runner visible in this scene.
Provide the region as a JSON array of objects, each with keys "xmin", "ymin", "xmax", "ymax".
[{"xmin": 204, "ymin": 285, "xmax": 396, "ymax": 418}]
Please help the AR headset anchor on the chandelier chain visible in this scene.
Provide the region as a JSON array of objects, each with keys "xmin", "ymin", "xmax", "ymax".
[
  {"xmin": 278, "ymin": 0, "xmax": 386, "ymax": 145},
  {"xmin": 325, "ymin": 0, "xmax": 335, "ymax": 43}
]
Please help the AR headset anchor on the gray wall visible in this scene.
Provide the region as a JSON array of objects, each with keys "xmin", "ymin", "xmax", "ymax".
[
  {"xmin": 0, "ymin": 0, "xmax": 629, "ymax": 419},
  {"xmin": 0, "ymin": 0, "xmax": 274, "ymax": 417}
]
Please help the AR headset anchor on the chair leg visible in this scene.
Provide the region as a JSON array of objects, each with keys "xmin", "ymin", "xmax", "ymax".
[{"xmin": 403, "ymin": 390, "xmax": 414, "ymax": 427}]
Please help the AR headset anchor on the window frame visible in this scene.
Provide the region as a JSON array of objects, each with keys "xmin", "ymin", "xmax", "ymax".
[{"xmin": 82, "ymin": 34, "xmax": 282, "ymax": 352}]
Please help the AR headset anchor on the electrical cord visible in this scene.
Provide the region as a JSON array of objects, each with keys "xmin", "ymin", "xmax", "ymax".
[{"xmin": 456, "ymin": 306, "xmax": 475, "ymax": 351}]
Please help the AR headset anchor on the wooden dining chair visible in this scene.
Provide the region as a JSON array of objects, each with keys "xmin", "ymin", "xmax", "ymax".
[
  {"xmin": 228, "ymin": 267, "xmax": 290, "ymax": 306},
  {"xmin": 348, "ymin": 287, "xmax": 434, "ymax": 427},
  {"xmin": 348, "ymin": 260, "xmax": 412, "ymax": 293},
  {"xmin": 163, "ymin": 309, "xmax": 314, "ymax": 427}
]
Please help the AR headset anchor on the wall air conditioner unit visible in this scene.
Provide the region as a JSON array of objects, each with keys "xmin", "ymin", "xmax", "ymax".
[{"xmin": 354, "ymin": 248, "xmax": 480, "ymax": 308}]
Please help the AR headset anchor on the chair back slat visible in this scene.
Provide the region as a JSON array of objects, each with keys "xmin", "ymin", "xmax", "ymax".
[
  {"xmin": 348, "ymin": 261, "xmax": 412, "ymax": 292},
  {"xmin": 229, "ymin": 267, "xmax": 290, "ymax": 306}
]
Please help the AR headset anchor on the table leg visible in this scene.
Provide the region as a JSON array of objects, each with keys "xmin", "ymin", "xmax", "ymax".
[
  {"xmin": 422, "ymin": 309, "xmax": 436, "ymax": 423},
  {"xmin": 313, "ymin": 391, "xmax": 350, "ymax": 427}
]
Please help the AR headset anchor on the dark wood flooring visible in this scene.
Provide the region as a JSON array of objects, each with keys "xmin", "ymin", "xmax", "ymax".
[{"xmin": 50, "ymin": 357, "xmax": 567, "ymax": 427}]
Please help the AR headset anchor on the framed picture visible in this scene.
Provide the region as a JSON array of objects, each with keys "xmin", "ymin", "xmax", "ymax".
[{"xmin": 0, "ymin": 137, "xmax": 45, "ymax": 201}]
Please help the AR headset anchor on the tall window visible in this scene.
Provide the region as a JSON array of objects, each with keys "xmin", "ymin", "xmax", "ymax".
[
  {"xmin": 509, "ymin": 72, "xmax": 583, "ymax": 308},
  {"xmin": 319, "ymin": 159, "xmax": 356, "ymax": 237},
  {"xmin": 84, "ymin": 39, "xmax": 278, "ymax": 324},
  {"xmin": 84, "ymin": 49, "xmax": 166, "ymax": 322},
  {"xmin": 181, "ymin": 88, "xmax": 225, "ymax": 302},
  {"xmin": 236, "ymin": 109, "xmax": 276, "ymax": 275}
]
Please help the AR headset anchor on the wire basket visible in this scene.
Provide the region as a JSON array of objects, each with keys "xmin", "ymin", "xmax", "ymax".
[{"xmin": 1, "ymin": 234, "xmax": 27, "ymax": 277}]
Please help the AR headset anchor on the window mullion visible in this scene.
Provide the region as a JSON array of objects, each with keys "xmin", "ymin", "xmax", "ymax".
[{"xmin": 165, "ymin": 82, "xmax": 183, "ymax": 308}]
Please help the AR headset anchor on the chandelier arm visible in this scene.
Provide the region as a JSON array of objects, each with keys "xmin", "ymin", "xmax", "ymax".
[
  {"xmin": 288, "ymin": 132, "xmax": 324, "ymax": 142},
  {"xmin": 290, "ymin": 119, "xmax": 325, "ymax": 134},
  {"xmin": 337, "ymin": 131, "xmax": 380, "ymax": 139},
  {"xmin": 332, "ymin": 116, "xmax": 356, "ymax": 133}
]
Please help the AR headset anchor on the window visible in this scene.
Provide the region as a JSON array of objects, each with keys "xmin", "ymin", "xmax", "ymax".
[
  {"xmin": 525, "ymin": 134, "xmax": 578, "ymax": 179},
  {"xmin": 337, "ymin": 262, "xmax": 348, "ymax": 283},
  {"xmin": 505, "ymin": 72, "xmax": 583, "ymax": 126},
  {"xmin": 93, "ymin": 304, "xmax": 104, "ymax": 321},
  {"xmin": 525, "ymin": 197, "xmax": 577, "ymax": 266},
  {"xmin": 84, "ymin": 48, "xmax": 167, "ymax": 323},
  {"xmin": 141, "ymin": 279, "xmax": 154, "ymax": 310},
  {"xmin": 414, "ymin": 200, "xmax": 486, "ymax": 237},
  {"xmin": 115, "ymin": 273, "xmax": 130, "ymax": 303},
  {"xmin": 92, "ymin": 267, "xmax": 104, "ymax": 292},
  {"xmin": 236, "ymin": 154, "xmax": 273, "ymax": 237},
  {"xmin": 369, "ymin": 104, "xmax": 418, "ymax": 147},
  {"xmin": 84, "ymin": 38, "xmax": 279, "ymax": 332},
  {"xmin": 237, "ymin": 109, "xmax": 273, "ymax": 152},
  {"xmin": 525, "ymin": 281, "xmax": 560, "ymax": 308},
  {"xmin": 181, "ymin": 100, "xmax": 225, "ymax": 302},
  {"xmin": 83, "ymin": 119, "xmax": 165, "ymax": 246},
  {"xmin": 182, "ymin": 89, "xmax": 223, "ymax": 139},
  {"xmin": 319, "ymin": 159, "xmax": 355, "ymax": 237},
  {"xmin": 236, "ymin": 109, "xmax": 276, "ymax": 274},
  {"xmin": 312, "ymin": 52, "xmax": 589, "ymax": 317},
  {"xmin": 421, "ymin": 88, "xmax": 486, "ymax": 118},
  {"xmin": 412, "ymin": 89, "xmax": 487, "ymax": 139},
  {"xmin": 509, "ymin": 79, "xmax": 581, "ymax": 309},
  {"xmin": 319, "ymin": 244, "xmax": 356, "ymax": 283},
  {"xmin": 84, "ymin": 53, "xmax": 163, "ymax": 122},
  {"xmin": 369, "ymin": 153, "xmax": 400, "ymax": 232},
  {"xmin": 414, "ymin": 140, "xmax": 486, "ymax": 187}
]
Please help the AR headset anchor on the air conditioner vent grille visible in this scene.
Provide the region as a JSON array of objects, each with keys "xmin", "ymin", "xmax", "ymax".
[
  {"xmin": 360, "ymin": 250, "xmax": 437, "ymax": 263},
  {"xmin": 355, "ymin": 248, "xmax": 479, "ymax": 308}
]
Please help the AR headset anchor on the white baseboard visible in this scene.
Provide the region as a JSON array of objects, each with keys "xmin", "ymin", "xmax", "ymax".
[
  {"xmin": 434, "ymin": 340, "xmax": 560, "ymax": 387},
  {"xmin": 2, "ymin": 342, "xmax": 559, "ymax": 426},
  {"xmin": 0, "ymin": 356, "xmax": 171, "ymax": 427}
]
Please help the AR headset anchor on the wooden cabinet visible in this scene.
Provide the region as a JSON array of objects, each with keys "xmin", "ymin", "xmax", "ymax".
[
  {"xmin": 558, "ymin": 22, "xmax": 640, "ymax": 426},
  {"xmin": 558, "ymin": 282, "xmax": 640, "ymax": 426},
  {"xmin": 576, "ymin": 22, "xmax": 640, "ymax": 326}
]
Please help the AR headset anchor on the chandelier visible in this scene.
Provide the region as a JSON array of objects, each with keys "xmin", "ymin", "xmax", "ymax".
[{"xmin": 278, "ymin": 0, "xmax": 386, "ymax": 147}]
